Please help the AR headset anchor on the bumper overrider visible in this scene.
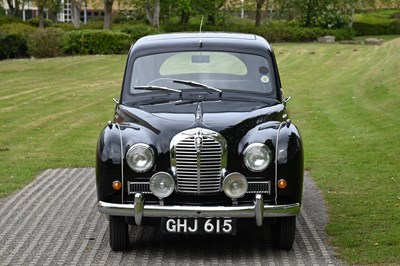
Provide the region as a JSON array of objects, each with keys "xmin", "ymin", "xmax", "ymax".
[{"xmin": 98, "ymin": 193, "xmax": 300, "ymax": 227}]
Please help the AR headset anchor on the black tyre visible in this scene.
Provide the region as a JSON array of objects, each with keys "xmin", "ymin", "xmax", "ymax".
[
  {"xmin": 109, "ymin": 215, "xmax": 129, "ymax": 251},
  {"xmin": 271, "ymin": 216, "xmax": 296, "ymax": 250}
]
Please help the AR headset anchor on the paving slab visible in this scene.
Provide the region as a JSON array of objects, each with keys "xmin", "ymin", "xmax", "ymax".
[{"xmin": 0, "ymin": 168, "xmax": 345, "ymax": 265}]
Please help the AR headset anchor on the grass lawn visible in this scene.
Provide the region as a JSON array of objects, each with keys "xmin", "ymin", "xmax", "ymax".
[{"xmin": 0, "ymin": 39, "xmax": 399, "ymax": 265}]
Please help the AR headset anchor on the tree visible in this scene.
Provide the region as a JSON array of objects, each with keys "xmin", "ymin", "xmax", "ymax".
[
  {"xmin": 71, "ymin": 0, "xmax": 82, "ymax": 29},
  {"xmin": 144, "ymin": 0, "xmax": 160, "ymax": 28},
  {"xmin": 193, "ymin": 0, "xmax": 226, "ymax": 25},
  {"xmin": 47, "ymin": 0, "xmax": 62, "ymax": 21},
  {"xmin": 5, "ymin": 0, "xmax": 22, "ymax": 17},
  {"xmin": 255, "ymin": 0, "xmax": 265, "ymax": 26},
  {"xmin": 34, "ymin": 0, "xmax": 48, "ymax": 27},
  {"xmin": 104, "ymin": 0, "xmax": 114, "ymax": 29},
  {"xmin": 273, "ymin": 0, "xmax": 360, "ymax": 28}
]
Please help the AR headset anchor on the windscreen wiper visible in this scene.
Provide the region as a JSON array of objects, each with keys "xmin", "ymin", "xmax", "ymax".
[
  {"xmin": 133, "ymin": 85, "xmax": 182, "ymax": 96},
  {"xmin": 172, "ymin": 79, "xmax": 222, "ymax": 98}
]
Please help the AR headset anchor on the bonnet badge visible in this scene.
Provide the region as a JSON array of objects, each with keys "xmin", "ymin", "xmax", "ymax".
[{"xmin": 194, "ymin": 128, "xmax": 203, "ymax": 152}]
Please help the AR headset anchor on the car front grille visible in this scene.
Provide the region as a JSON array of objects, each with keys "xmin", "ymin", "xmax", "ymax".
[{"xmin": 171, "ymin": 128, "xmax": 227, "ymax": 195}]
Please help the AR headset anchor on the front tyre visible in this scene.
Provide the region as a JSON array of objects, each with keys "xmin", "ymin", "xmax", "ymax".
[
  {"xmin": 271, "ymin": 216, "xmax": 296, "ymax": 250},
  {"xmin": 109, "ymin": 215, "xmax": 129, "ymax": 251}
]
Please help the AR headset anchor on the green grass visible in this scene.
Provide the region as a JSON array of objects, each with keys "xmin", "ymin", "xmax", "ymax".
[
  {"xmin": 275, "ymin": 39, "xmax": 400, "ymax": 264},
  {"xmin": 0, "ymin": 55, "xmax": 125, "ymax": 197},
  {"xmin": 0, "ymin": 39, "xmax": 399, "ymax": 264}
]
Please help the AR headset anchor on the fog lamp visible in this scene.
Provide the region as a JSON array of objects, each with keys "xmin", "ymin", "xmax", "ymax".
[
  {"xmin": 149, "ymin": 172, "xmax": 175, "ymax": 199},
  {"xmin": 223, "ymin": 172, "xmax": 248, "ymax": 199}
]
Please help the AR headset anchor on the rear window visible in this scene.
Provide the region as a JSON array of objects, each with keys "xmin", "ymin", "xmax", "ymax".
[
  {"xmin": 130, "ymin": 51, "xmax": 275, "ymax": 95},
  {"xmin": 160, "ymin": 52, "xmax": 247, "ymax": 76}
]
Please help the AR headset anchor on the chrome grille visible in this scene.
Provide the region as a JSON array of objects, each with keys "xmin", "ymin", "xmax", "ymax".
[
  {"xmin": 171, "ymin": 128, "xmax": 227, "ymax": 194},
  {"xmin": 127, "ymin": 181, "xmax": 151, "ymax": 195},
  {"xmin": 246, "ymin": 181, "xmax": 271, "ymax": 194}
]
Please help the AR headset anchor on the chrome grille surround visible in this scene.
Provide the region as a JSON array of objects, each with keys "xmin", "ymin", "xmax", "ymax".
[
  {"xmin": 128, "ymin": 181, "xmax": 152, "ymax": 195},
  {"xmin": 246, "ymin": 181, "xmax": 271, "ymax": 194},
  {"xmin": 170, "ymin": 128, "xmax": 227, "ymax": 194}
]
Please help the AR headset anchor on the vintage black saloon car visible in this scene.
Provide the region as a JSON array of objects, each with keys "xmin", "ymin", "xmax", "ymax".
[{"xmin": 96, "ymin": 32, "xmax": 303, "ymax": 251}]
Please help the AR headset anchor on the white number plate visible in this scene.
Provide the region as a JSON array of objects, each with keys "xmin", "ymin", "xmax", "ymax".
[{"xmin": 162, "ymin": 218, "xmax": 236, "ymax": 234}]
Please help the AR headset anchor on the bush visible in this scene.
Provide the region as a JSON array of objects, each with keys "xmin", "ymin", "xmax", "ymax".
[
  {"xmin": 63, "ymin": 30, "xmax": 131, "ymax": 55},
  {"xmin": 119, "ymin": 24, "xmax": 161, "ymax": 42},
  {"xmin": 80, "ymin": 20, "xmax": 104, "ymax": 30},
  {"xmin": 28, "ymin": 27, "xmax": 65, "ymax": 58},
  {"xmin": 225, "ymin": 20, "xmax": 354, "ymax": 42},
  {"xmin": 353, "ymin": 9, "xmax": 400, "ymax": 36},
  {"xmin": 0, "ymin": 23, "xmax": 34, "ymax": 59},
  {"xmin": 0, "ymin": 32, "xmax": 27, "ymax": 59},
  {"xmin": 162, "ymin": 18, "xmax": 354, "ymax": 42},
  {"xmin": 26, "ymin": 18, "xmax": 54, "ymax": 27},
  {"xmin": 0, "ymin": 16, "xmax": 22, "ymax": 26},
  {"xmin": 0, "ymin": 23, "xmax": 35, "ymax": 35}
]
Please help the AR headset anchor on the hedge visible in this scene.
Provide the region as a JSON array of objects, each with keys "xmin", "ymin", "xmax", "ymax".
[
  {"xmin": 225, "ymin": 20, "xmax": 355, "ymax": 42},
  {"xmin": 119, "ymin": 24, "xmax": 161, "ymax": 42},
  {"xmin": 0, "ymin": 23, "xmax": 34, "ymax": 59},
  {"xmin": 63, "ymin": 30, "xmax": 131, "ymax": 55},
  {"xmin": 0, "ymin": 32, "xmax": 27, "ymax": 59},
  {"xmin": 353, "ymin": 10, "xmax": 400, "ymax": 36}
]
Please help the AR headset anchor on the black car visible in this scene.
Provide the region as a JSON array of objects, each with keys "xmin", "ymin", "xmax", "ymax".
[{"xmin": 96, "ymin": 32, "xmax": 303, "ymax": 251}]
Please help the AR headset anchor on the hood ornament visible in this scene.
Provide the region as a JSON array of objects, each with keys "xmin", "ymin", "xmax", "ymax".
[
  {"xmin": 194, "ymin": 128, "xmax": 203, "ymax": 152},
  {"xmin": 195, "ymin": 100, "xmax": 203, "ymax": 122}
]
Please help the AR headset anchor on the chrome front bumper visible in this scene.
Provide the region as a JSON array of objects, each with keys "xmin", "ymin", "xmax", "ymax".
[{"xmin": 98, "ymin": 193, "xmax": 300, "ymax": 227}]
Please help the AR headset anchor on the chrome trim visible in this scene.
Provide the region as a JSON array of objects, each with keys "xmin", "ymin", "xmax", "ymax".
[
  {"xmin": 127, "ymin": 181, "xmax": 152, "ymax": 195},
  {"xmin": 98, "ymin": 193, "xmax": 300, "ymax": 227},
  {"xmin": 134, "ymin": 193, "xmax": 143, "ymax": 225},
  {"xmin": 115, "ymin": 122, "xmax": 124, "ymax": 204},
  {"xmin": 275, "ymin": 121, "xmax": 287, "ymax": 204},
  {"xmin": 170, "ymin": 128, "xmax": 227, "ymax": 194},
  {"xmin": 246, "ymin": 181, "xmax": 271, "ymax": 194},
  {"xmin": 255, "ymin": 194, "xmax": 264, "ymax": 226}
]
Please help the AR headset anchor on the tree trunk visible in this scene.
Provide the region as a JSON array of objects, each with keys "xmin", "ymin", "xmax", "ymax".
[
  {"xmin": 38, "ymin": 2, "xmax": 45, "ymax": 28},
  {"xmin": 6, "ymin": 0, "xmax": 21, "ymax": 17},
  {"xmin": 71, "ymin": 0, "xmax": 81, "ymax": 29},
  {"xmin": 255, "ymin": 0, "xmax": 265, "ymax": 26},
  {"xmin": 144, "ymin": 0, "xmax": 160, "ymax": 29},
  {"xmin": 152, "ymin": 0, "xmax": 160, "ymax": 29},
  {"xmin": 180, "ymin": 11, "xmax": 190, "ymax": 26},
  {"xmin": 103, "ymin": 0, "xmax": 113, "ymax": 30}
]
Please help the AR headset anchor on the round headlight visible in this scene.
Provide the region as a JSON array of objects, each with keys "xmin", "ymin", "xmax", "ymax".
[
  {"xmin": 126, "ymin": 143, "xmax": 154, "ymax": 173},
  {"xmin": 150, "ymin": 172, "xmax": 175, "ymax": 199},
  {"xmin": 223, "ymin": 172, "xmax": 248, "ymax": 199},
  {"xmin": 243, "ymin": 143, "xmax": 272, "ymax": 172}
]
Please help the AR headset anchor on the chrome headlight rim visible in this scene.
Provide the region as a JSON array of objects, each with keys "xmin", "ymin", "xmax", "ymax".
[
  {"xmin": 126, "ymin": 143, "xmax": 155, "ymax": 173},
  {"xmin": 243, "ymin": 143, "xmax": 272, "ymax": 172}
]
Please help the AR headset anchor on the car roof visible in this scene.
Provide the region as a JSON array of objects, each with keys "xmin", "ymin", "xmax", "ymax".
[
  {"xmin": 140, "ymin": 32, "xmax": 257, "ymax": 41},
  {"xmin": 129, "ymin": 32, "xmax": 273, "ymax": 59}
]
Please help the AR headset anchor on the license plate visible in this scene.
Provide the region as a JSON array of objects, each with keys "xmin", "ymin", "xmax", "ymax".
[{"xmin": 162, "ymin": 218, "xmax": 236, "ymax": 235}]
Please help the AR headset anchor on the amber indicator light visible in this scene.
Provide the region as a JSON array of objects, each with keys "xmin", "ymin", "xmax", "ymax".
[
  {"xmin": 112, "ymin": 180, "xmax": 122, "ymax": 190},
  {"xmin": 277, "ymin": 179, "xmax": 287, "ymax": 189}
]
